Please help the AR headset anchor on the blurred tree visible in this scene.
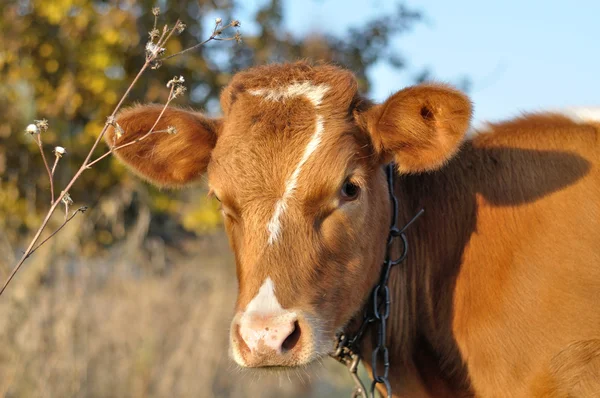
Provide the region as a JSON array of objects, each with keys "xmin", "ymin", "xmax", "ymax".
[{"xmin": 0, "ymin": 0, "xmax": 423, "ymax": 256}]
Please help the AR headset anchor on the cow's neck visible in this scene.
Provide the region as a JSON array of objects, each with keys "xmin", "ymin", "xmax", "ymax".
[{"xmin": 362, "ymin": 153, "xmax": 477, "ymax": 397}]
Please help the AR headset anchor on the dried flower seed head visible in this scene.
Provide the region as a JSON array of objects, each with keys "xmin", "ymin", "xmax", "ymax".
[
  {"xmin": 106, "ymin": 116, "xmax": 124, "ymax": 139},
  {"xmin": 175, "ymin": 21, "xmax": 186, "ymax": 34},
  {"xmin": 167, "ymin": 126, "xmax": 177, "ymax": 135},
  {"xmin": 231, "ymin": 20, "xmax": 241, "ymax": 27},
  {"xmin": 173, "ymin": 85, "xmax": 187, "ymax": 98},
  {"xmin": 62, "ymin": 193, "xmax": 74, "ymax": 206},
  {"xmin": 166, "ymin": 75, "xmax": 186, "ymax": 98},
  {"xmin": 166, "ymin": 75, "xmax": 185, "ymax": 88},
  {"xmin": 114, "ymin": 122, "xmax": 125, "ymax": 139},
  {"xmin": 152, "ymin": 7, "xmax": 160, "ymax": 16},
  {"xmin": 54, "ymin": 146, "xmax": 66, "ymax": 157},
  {"xmin": 145, "ymin": 42, "xmax": 165, "ymax": 59},
  {"xmin": 151, "ymin": 60, "xmax": 163, "ymax": 69},
  {"xmin": 215, "ymin": 17, "xmax": 222, "ymax": 25},
  {"xmin": 146, "ymin": 42, "xmax": 156, "ymax": 54},
  {"xmin": 35, "ymin": 119, "xmax": 49, "ymax": 132},
  {"xmin": 149, "ymin": 28, "xmax": 160, "ymax": 41},
  {"xmin": 234, "ymin": 31, "xmax": 243, "ymax": 44},
  {"xmin": 62, "ymin": 192, "xmax": 73, "ymax": 217},
  {"xmin": 26, "ymin": 124, "xmax": 39, "ymax": 135}
]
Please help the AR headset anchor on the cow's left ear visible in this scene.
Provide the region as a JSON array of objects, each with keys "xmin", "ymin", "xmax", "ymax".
[{"xmin": 357, "ymin": 83, "xmax": 472, "ymax": 173}]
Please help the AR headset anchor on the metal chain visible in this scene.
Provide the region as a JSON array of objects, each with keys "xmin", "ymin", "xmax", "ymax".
[{"xmin": 331, "ymin": 163, "xmax": 424, "ymax": 398}]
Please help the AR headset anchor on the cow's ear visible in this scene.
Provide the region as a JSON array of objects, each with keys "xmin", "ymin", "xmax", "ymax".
[
  {"xmin": 357, "ymin": 83, "xmax": 472, "ymax": 173},
  {"xmin": 106, "ymin": 105, "xmax": 220, "ymax": 187}
]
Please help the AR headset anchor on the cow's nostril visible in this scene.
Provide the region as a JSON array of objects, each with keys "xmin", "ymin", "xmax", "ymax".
[{"xmin": 281, "ymin": 320, "xmax": 301, "ymax": 352}]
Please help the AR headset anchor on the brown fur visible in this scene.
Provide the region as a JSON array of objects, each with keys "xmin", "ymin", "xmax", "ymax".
[
  {"xmin": 108, "ymin": 62, "xmax": 600, "ymax": 397},
  {"xmin": 357, "ymin": 83, "xmax": 472, "ymax": 173},
  {"xmin": 106, "ymin": 104, "xmax": 219, "ymax": 187}
]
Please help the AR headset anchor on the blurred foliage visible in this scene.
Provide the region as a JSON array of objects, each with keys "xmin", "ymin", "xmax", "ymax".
[{"xmin": 0, "ymin": 0, "xmax": 423, "ymax": 256}]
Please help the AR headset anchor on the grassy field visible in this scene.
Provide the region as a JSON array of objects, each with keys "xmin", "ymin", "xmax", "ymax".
[{"xmin": 0, "ymin": 224, "xmax": 365, "ymax": 397}]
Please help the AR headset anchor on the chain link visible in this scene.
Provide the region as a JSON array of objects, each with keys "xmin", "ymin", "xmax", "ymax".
[{"xmin": 330, "ymin": 163, "xmax": 424, "ymax": 398}]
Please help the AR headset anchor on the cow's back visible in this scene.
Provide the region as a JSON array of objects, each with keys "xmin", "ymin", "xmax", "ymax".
[{"xmin": 450, "ymin": 114, "xmax": 600, "ymax": 397}]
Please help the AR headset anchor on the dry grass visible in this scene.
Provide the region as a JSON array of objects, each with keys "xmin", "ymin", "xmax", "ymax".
[{"xmin": 0, "ymin": 222, "xmax": 361, "ymax": 398}]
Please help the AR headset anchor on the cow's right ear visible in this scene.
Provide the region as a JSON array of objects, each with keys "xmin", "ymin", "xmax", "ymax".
[
  {"xmin": 106, "ymin": 105, "xmax": 220, "ymax": 188},
  {"xmin": 356, "ymin": 83, "xmax": 472, "ymax": 174}
]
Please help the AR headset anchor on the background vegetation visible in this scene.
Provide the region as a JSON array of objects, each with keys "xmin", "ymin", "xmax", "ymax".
[{"xmin": 0, "ymin": 0, "xmax": 426, "ymax": 396}]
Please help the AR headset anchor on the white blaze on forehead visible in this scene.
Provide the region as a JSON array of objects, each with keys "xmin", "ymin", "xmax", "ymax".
[
  {"xmin": 266, "ymin": 115, "xmax": 325, "ymax": 244},
  {"xmin": 249, "ymin": 81, "xmax": 329, "ymax": 107},
  {"xmin": 250, "ymin": 81, "xmax": 330, "ymax": 245}
]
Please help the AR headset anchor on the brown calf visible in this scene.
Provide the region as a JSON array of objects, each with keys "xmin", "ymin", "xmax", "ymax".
[{"xmin": 107, "ymin": 62, "xmax": 600, "ymax": 397}]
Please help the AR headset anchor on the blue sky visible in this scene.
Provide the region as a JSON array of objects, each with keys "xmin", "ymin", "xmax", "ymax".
[{"xmin": 236, "ymin": 0, "xmax": 600, "ymax": 124}]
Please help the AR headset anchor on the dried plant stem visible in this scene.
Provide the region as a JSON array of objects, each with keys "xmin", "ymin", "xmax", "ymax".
[
  {"xmin": 36, "ymin": 134, "xmax": 54, "ymax": 204},
  {"xmin": 159, "ymin": 20, "xmax": 180, "ymax": 48},
  {"xmin": 156, "ymin": 28, "xmax": 168, "ymax": 48},
  {"xmin": 0, "ymin": 16, "xmax": 240, "ymax": 297},
  {"xmin": 85, "ymin": 61, "xmax": 151, "ymax": 167},
  {"xmin": 1, "ymin": 191, "xmax": 67, "ymax": 295},
  {"xmin": 29, "ymin": 207, "xmax": 88, "ymax": 256},
  {"xmin": 51, "ymin": 156, "xmax": 59, "ymax": 176},
  {"xmin": 86, "ymin": 86, "xmax": 176, "ymax": 169},
  {"xmin": 0, "ymin": 59, "xmax": 151, "ymax": 297},
  {"xmin": 161, "ymin": 36, "xmax": 216, "ymax": 61},
  {"xmin": 161, "ymin": 19, "xmax": 239, "ymax": 61}
]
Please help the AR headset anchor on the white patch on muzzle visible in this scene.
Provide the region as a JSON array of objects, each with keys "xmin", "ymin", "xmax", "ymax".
[{"xmin": 245, "ymin": 277, "xmax": 282, "ymax": 313}]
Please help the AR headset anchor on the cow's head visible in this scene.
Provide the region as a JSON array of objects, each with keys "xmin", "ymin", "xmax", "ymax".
[{"xmin": 108, "ymin": 62, "xmax": 471, "ymax": 368}]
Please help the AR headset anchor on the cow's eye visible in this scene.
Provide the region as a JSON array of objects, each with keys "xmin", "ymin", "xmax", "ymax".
[
  {"xmin": 341, "ymin": 179, "xmax": 360, "ymax": 201},
  {"xmin": 209, "ymin": 188, "xmax": 221, "ymax": 202}
]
